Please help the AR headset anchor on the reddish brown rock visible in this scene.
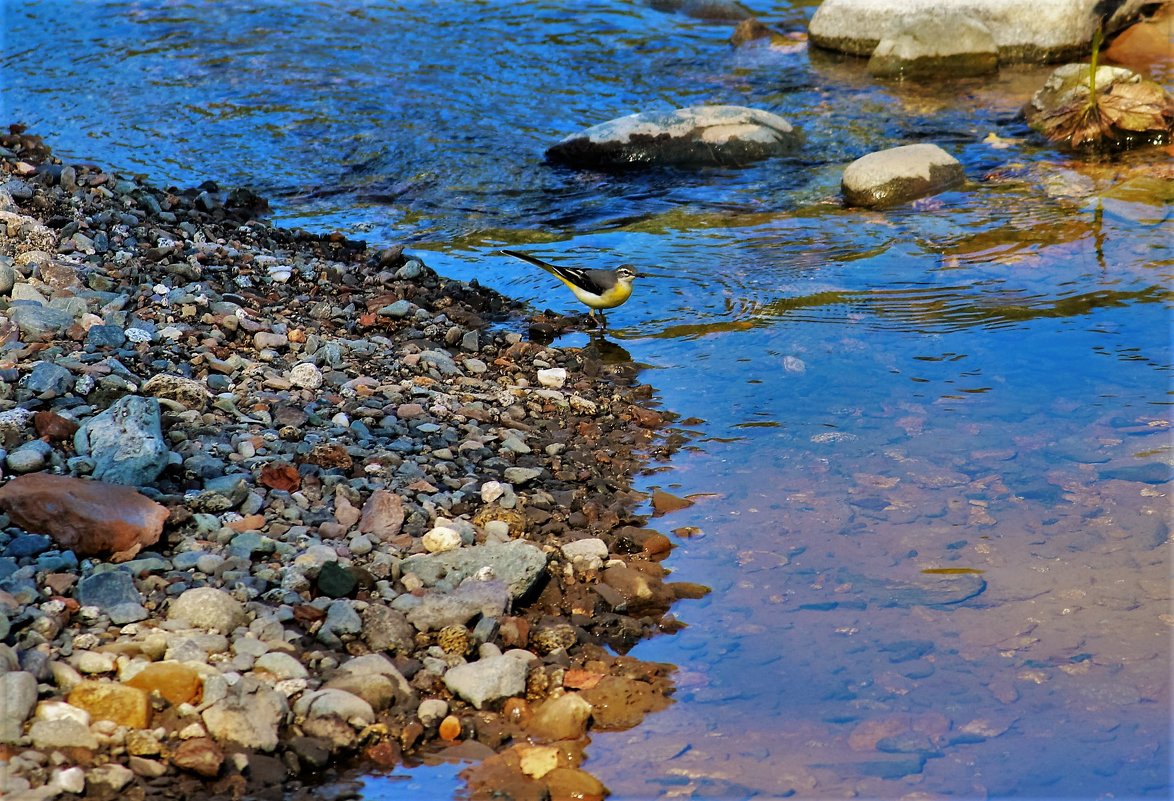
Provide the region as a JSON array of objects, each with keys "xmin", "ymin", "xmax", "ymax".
[
  {"xmin": 0, "ymin": 474, "xmax": 168, "ymax": 562},
  {"xmin": 170, "ymin": 737, "xmax": 223, "ymax": 778},
  {"xmin": 358, "ymin": 489, "xmax": 405, "ymax": 541}
]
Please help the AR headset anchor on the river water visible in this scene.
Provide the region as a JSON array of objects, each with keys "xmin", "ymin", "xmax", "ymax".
[{"xmin": 3, "ymin": 1, "xmax": 1170, "ymax": 799}]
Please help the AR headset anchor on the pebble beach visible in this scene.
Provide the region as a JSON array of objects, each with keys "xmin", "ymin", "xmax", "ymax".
[{"xmin": 0, "ymin": 125, "xmax": 702, "ymax": 801}]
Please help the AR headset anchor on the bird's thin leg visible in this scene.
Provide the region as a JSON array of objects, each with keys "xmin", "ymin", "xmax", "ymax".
[{"xmin": 598, "ymin": 310, "xmax": 607, "ymax": 330}]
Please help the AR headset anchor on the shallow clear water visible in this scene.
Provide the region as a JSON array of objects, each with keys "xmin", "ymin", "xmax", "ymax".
[{"xmin": 4, "ymin": 1, "xmax": 1170, "ymax": 799}]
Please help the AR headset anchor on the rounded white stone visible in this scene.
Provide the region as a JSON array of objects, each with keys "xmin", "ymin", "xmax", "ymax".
[
  {"xmin": 536, "ymin": 367, "xmax": 567, "ymax": 388},
  {"xmin": 289, "ymin": 362, "xmax": 324, "ymax": 389},
  {"xmin": 422, "ymin": 526, "xmax": 463, "ymax": 554}
]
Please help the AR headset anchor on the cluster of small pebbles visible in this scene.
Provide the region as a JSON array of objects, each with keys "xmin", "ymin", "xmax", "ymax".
[{"xmin": 0, "ymin": 126, "xmax": 704, "ymax": 801}]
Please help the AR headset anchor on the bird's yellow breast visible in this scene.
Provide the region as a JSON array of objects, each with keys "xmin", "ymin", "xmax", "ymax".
[{"xmin": 558, "ymin": 276, "xmax": 634, "ymax": 310}]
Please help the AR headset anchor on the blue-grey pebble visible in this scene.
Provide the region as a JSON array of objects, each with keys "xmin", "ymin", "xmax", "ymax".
[
  {"xmin": 76, "ymin": 570, "xmax": 143, "ymax": 610},
  {"xmin": 23, "ymin": 361, "xmax": 74, "ymax": 395},
  {"xmin": 6, "ymin": 534, "xmax": 52, "ymax": 559}
]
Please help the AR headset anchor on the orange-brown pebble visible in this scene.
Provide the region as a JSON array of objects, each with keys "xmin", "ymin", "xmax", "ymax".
[{"xmin": 439, "ymin": 714, "xmax": 462, "ymax": 741}]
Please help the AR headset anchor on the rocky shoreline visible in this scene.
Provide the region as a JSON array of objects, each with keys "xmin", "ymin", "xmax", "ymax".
[{"xmin": 0, "ymin": 125, "xmax": 703, "ymax": 801}]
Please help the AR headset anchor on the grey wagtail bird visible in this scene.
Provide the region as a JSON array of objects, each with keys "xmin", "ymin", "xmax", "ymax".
[{"xmin": 500, "ymin": 249, "xmax": 637, "ymax": 329}]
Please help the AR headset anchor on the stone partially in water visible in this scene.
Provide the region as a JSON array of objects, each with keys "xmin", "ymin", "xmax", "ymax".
[
  {"xmin": 841, "ymin": 144, "xmax": 965, "ymax": 208},
  {"xmin": 547, "ymin": 105, "xmax": 802, "ymax": 168},
  {"xmin": 809, "ymin": 0, "xmax": 1151, "ymax": 63},
  {"xmin": 868, "ymin": 12, "xmax": 998, "ymax": 79}
]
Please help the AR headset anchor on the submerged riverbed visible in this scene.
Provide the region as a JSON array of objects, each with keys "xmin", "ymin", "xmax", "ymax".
[{"xmin": 4, "ymin": 1, "xmax": 1170, "ymax": 798}]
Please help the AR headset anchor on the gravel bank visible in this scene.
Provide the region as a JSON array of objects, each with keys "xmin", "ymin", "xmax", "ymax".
[{"xmin": 0, "ymin": 125, "xmax": 702, "ymax": 801}]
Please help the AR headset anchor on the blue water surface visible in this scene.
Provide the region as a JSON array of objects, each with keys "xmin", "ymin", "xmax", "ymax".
[{"xmin": 3, "ymin": 1, "xmax": 1170, "ymax": 799}]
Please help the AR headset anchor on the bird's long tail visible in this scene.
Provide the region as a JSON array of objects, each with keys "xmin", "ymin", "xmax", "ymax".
[{"xmin": 500, "ymin": 249, "xmax": 558, "ymax": 274}]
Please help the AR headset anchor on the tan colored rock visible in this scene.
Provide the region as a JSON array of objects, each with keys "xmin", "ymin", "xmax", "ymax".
[
  {"xmin": 68, "ymin": 681, "xmax": 151, "ymax": 729},
  {"xmin": 124, "ymin": 662, "xmax": 203, "ymax": 706},
  {"xmin": 142, "ymin": 374, "xmax": 210, "ymax": 410},
  {"xmin": 0, "ymin": 474, "xmax": 168, "ymax": 562},
  {"xmin": 527, "ymin": 692, "xmax": 593, "ymax": 742},
  {"xmin": 543, "ymin": 766, "xmax": 608, "ymax": 801}
]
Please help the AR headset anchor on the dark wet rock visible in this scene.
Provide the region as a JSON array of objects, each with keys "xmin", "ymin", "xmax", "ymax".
[
  {"xmin": 74, "ymin": 394, "xmax": 171, "ymax": 486},
  {"xmin": 0, "ymin": 473, "xmax": 168, "ymax": 561},
  {"xmin": 316, "ymin": 560, "xmax": 358, "ymax": 598},
  {"xmin": 841, "ymin": 144, "xmax": 965, "ymax": 208},
  {"xmin": 547, "ymin": 105, "xmax": 802, "ymax": 169},
  {"xmin": 809, "ymin": 0, "xmax": 1151, "ymax": 63},
  {"xmin": 867, "ymin": 11, "xmax": 998, "ymax": 79},
  {"xmin": 650, "ymin": 0, "xmax": 753, "ymax": 21}
]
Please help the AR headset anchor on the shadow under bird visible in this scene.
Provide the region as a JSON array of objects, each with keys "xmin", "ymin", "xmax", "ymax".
[{"xmin": 500, "ymin": 249, "xmax": 637, "ymax": 329}]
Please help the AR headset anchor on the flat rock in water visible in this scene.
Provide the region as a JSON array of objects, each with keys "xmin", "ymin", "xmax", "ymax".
[
  {"xmin": 546, "ymin": 105, "xmax": 802, "ymax": 168},
  {"xmin": 0, "ymin": 474, "xmax": 168, "ymax": 562},
  {"xmin": 841, "ymin": 144, "xmax": 965, "ymax": 208},
  {"xmin": 809, "ymin": 0, "xmax": 1151, "ymax": 63},
  {"xmin": 402, "ymin": 540, "xmax": 548, "ymax": 600}
]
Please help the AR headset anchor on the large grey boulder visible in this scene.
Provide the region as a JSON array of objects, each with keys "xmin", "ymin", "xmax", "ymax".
[
  {"xmin": 401, "ymin": 540, "xmax": 548, "ymax": 600},
  {"xmin": 74, "ymin": 395, "xmax": 171, "ymax": 486},
  {"xmin": 868, "ymin": 12, "xmax": 998, "ymax": 78},
  {"xmin": 809, "ymin": 0, "xmax": 1151, "ymax": 63},
  {"xmin": 546, "ymin": 105, "xmax": 802, "ymax": 168},
  {"xmin": 841, "ymin": 144, "xmax": 965, "ymax": 208}
]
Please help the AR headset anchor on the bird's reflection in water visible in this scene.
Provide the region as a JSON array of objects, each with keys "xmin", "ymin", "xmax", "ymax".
[{"xmin": 583, "ymin": 333, "xmax": 632, "ymax": 365}]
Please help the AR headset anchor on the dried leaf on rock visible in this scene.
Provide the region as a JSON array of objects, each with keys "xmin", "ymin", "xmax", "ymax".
[{"xmin": 1098, "ymin": 80, "xmax": 1174, "ymax": 131}]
